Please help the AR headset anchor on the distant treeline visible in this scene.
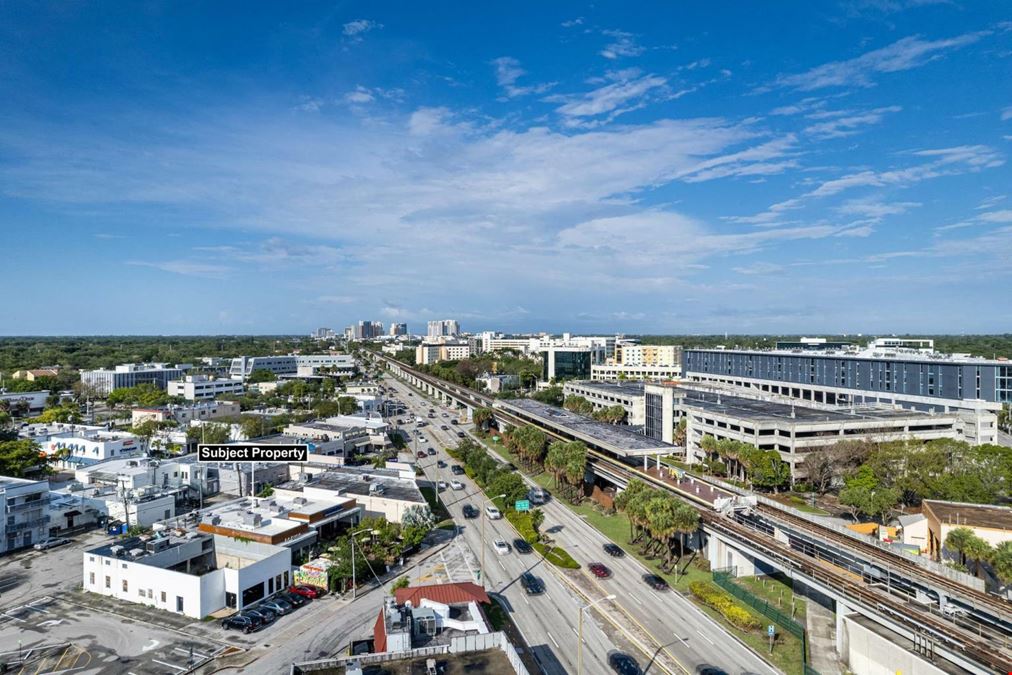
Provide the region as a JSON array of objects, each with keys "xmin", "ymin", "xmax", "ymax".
[
  {"xmin": 0, "ymin": 335, "xmax": 327, "ymax": 372},
  {"xmin": 633, "ymin": 335, "xmax": 1012, "ymax": 359}
]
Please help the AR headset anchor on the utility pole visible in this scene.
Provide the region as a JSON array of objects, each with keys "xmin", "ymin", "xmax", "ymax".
[{"xmin": 578, "ymin": 594, "xmax": 615, "ymax": 675}]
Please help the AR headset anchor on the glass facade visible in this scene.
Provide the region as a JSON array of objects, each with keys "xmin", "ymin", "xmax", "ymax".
[
  {"xmin": 543, "ymin": 350, "xmax": 591, "ymax": 381},
  {"xmin": 644, "ymin": 393, "xmax": 664, "ymax": 440}
]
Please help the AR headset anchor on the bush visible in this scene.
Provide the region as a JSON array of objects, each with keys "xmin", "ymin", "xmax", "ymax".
[
  {"xmin": 391, "ymin": 576, "xmax": 410, "ymax": 592},
  {"xmin": 533, "ymin": 542, "xmax": 580, "ymax": 569},
  {"xmin": 689, "ymin": 581, "xmax": 761, "ymax": 632},
  {"xmin": 505, "ymin": 510, "xmax": 538, "ymax": 544}
]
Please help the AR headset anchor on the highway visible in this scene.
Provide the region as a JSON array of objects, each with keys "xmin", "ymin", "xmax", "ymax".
[{"xmin": 384, "ymin": 372, "xmax": 777, "ymax": 675}]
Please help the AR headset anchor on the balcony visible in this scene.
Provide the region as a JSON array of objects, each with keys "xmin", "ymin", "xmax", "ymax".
[
  {"xmin": 5, "ymin": 516, "xmax": 51, "ymax": 532},
  {"xmin": 6, "ymin": 497, "xmax": 50, "ymax": 513}
]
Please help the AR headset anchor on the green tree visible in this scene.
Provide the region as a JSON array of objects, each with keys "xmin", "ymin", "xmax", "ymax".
[
  {"xmin": 839, "ymin": 465, "xmax": 901, "ymax": 523},
  {"xmin": 531, "ymin": 386, "xmax": 564, "ymax": 407},
  {"xmin": 0, "ymin": 439, "xmax": 48, "ymax": 477},
  {"xmin": 614, "ymin": 479, "xmax": 653, "ymax": 543},
  {"xmin": 944, "ymin": 527, "xmax": 975, "ymax": 566},
  {"xmin": 591, "ymin": 404, "xmax": 627, "ymax": 424},
  {"xmin": 963, "ymin": 535, "xmax": 993, "ymax": 579},
  {"xmin": 487, "ymin": 471, "xmax": 528, "ymax": 506},
  {"xmin": 473, "ymin": 407, "xmax": 495, "ymax": 431},
  {"xmin": 337, "ymin": 396, "xmax": 359, "ymax": 415},
  {"xmin": 34, "ymin": 404, "xmax": 82, "ymax": 424},
  {"xmin": 391, "ymin": 576, "xmax": 411, "ymax": 592},
  {"xmin": 564, "ymin": 395, "xmax": 595, "ymax": 415},
  {"xmin": 188, "ymin": 422, "xmax": 231, "ymax": 444},
  {"xmin": 990, "ymin": 541, "xmax": 1012, "ymax": 585},
  {"xmin": 247, "ymin": 369, "xmax": 277, "ymax": 383}
]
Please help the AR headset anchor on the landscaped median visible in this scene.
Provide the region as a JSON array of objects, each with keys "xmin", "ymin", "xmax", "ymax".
[{"xmin": 689, "ymin": 580, "xmax": 761, "ymax": 631}]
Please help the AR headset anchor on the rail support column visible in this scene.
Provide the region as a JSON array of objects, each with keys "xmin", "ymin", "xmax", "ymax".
[{"xmin": 835, "ymin": 599, "xmax": 850, "ymax": 656}]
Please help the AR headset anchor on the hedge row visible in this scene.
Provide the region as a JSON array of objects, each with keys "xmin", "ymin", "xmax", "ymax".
[
  {"xmin": 533, "ymin": 542, "xmax": 581, "ymax": 569},
  {"xmin": 505, "ymin": 510, "xmax": 538, "ymax": 544},
  {"xmin": 689, "ymin": 581, "xmax": 761, "ymax": 632}
]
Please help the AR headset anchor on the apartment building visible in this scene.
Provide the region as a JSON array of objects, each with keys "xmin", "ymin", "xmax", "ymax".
[
  {"xmin": 81, "ymin": 363, "xmax": 189, "ymax": 396},
  {"xmin": 132, "ymin": 400, "xmax": 240, "ymax": 425},
  {"xmin": 167, "ymin": 375, "xmax": 244, "ymax": 401},
  {"xmin": 228, "ymin": 354, "xmax": 356, "ymax": 379},
  {"xmin": 389, "ymin": 323, "xmax": 408, "ymax": 336},
  {"xmin": 615, "ymin": 344, "xmax": 682, "ymax": 367},
  {"xmin": 415, "ymin": 341, "xmax": 471, "ymax": 365},
  {"xmin": 427, "ymin": 320, "xmax": 460, "ymax": 338},
  {"xmin": 2, "ymin": 477, "xmax": 50, "ymax": 553}
]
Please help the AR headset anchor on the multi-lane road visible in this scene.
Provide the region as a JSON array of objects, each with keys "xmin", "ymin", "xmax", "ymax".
[{"xmin": 384, "ymin": 372, "xmax": 778, "ymax": 675}]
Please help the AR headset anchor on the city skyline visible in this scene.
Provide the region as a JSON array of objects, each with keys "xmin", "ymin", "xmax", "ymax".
[{"xmin": 2, "ymin": 3, "xmax": 1011, "ymax": 335}]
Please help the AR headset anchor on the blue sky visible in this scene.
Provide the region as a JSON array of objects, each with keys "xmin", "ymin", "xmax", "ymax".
[{"xmin": 1, "ymin": 2, "xmax": 1010, "ymax": 335}]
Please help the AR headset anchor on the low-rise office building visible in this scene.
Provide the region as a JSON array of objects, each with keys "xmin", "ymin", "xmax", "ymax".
[
  {"xmin": 415, "ymin": 341, "xmax": 471, "ymax": 365},
  {"xmin": 81, "ymin": 363, "xmax": 190, "ymax": 396},
  {"xmin": 0, "ymin": 389, "xmax": 50, "ymax": 414},
  {"xmin": 83, "ymin": 532, "xmax": 291, "ymax": 618},
  {"xmin": 2, "ymin": 477, "xmax": 50, "ymax": 553},
  {"xmin": 561, "ymin": 381, "xmax": 646, "ymax": 425},
  {"xmin": 11, "ymin": 368, "xmax": 60, "ymax": 381},
  {"xmin": 167, "ymin": 375, "xmax": 244, "ymax": 401},
  {"xmin": 228, "ymin": 354, "xmax": 356, "ymax": 379},
  {"xmin": 22, "ymin": 424, "xmax": 146, "ymax": 468},
  {"xmin": 922, "ymin": 500, "xmax": 1012, "ymax": 567},
  {"xmin": 287, "ymin": 465, "xmax": 427, "ymax": 524},
  {"xmin": 132, "ymin": 400, "xmax": 240, "ymax": 425}
]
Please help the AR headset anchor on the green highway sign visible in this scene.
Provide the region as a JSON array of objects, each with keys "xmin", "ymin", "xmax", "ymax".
[{"xmin": 515, "ymin": 500, "xmax": 530, "ymax": 512}]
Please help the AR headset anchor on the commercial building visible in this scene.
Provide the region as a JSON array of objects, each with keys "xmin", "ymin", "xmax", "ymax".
[
  {"xmin": 591, "ymin": 363, "xmax": 682, "ymax": 381},
  {"xmin": 375, "ymin": 583, "xmax": 492, "ymax": 654},
  {"xmin": 2, "ymin": 477, "xmax": 50, "ymax": 554},
  {"xmin": 614, "ymin": 344, "xmax": 682, "ymax": 368},
  {"xmin": 73, "ymin": 454, "xmax": 218, "ymax": 496},
  {"xmin": 11, "ymin": 368, "xmax": 60, "ymax": 381},
  {"xmin": 427, "ymin": 320, "xmax": 460, "ymax": 338},
  {"xmin": 81, "ymin": 363, "xmax": 189, "ymax": 396},
  {"xmin": 132, "ymin": 400, "xmax": 240, "ymax": 425},
  {"xmin": 476, "ymin": 373, "xmax": 519, "ymax": 394},
  {"xmin": 167, "ymin": 375, "xmax": 244, "ymax": 401},
  {"xmin": 562, "ymin": 381, "xmax": 646, "ymax": 426},
  {"xmin": 922, "ymin": 500, "xmax": 1012, "ymax": 567},
  {"xmin": 228, "ymin": 354, "xmax": 356, "ymax": 379},
  {"xmin": 540, "ymin": 345, "xmax": 599, "ymax": 381},
  {"xmin": 0, "ymin": 389, "xmax": 49, "ymax": 414},
  {"xmin": 415, "ymin": 340, "xmax": 471, "ymax": 365},
  {"xmin": 83, "ymin": 532, "xmax": 291, "ymax": 618},
  {"xmin": 675, "ymin": 391, "xmax": 961, "ymax": 482},
  {"xmin": 22, "ymin": 424, "xmax": 145, "ymax": 468},
  {"xmin": 286, "ymin": 465, "xmax": 427, "ymax": 524},
  {"xmin": 389, "ymin": 323, "xmax": 408, "ymax": 336},
  {"xmin": 683, "ymin": 339, "xmax": 1008, "ymax": 444}
]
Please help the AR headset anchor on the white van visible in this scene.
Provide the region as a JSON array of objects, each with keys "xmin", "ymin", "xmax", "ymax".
[{"xmin": 485, "ymin": 505, "xmax": 502, "ymax": 520}]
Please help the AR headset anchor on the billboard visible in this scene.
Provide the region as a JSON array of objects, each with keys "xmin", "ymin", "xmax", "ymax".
[{"xmin": 197, "ymin": 443, "xmax": 308, "ymax": 463}]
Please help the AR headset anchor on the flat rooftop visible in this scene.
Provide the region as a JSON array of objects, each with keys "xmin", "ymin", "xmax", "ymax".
[
  {"xmin": 496, "ymin": 399, "xmax": 671, "ymax": 456},
  {"xmin": 566, "ymin": 380, "xmax": 646, "ymax": 397},
  {"xmin": 687, "ymin": 346, "xmax": 1010, "ymax": 366},
  {"xmin": 923, "ymin": 500, "xmax": 1012, "ymax": 531},
  {"xmin": 307, "ymin": 467, "xmax": 425, "ymax": 504},
  {"xmin": 89, "ymin": 532, "xmax": 213, "ymax": 565},
  {"xmin": 680, "ymin": 391, "xmax": 953, "ymax": 424}
]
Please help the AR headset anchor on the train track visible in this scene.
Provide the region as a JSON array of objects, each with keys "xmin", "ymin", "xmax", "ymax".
[{"xmin": 377, "ymin": 355, "xmax": 1012, "ymax": 672}]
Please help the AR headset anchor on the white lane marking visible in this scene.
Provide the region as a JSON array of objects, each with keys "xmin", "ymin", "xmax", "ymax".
[
  {"xmin": 696, "ymin": 629, "xmax": 715, "ymax": 646},
  {"xmin": 523, "ymin": 596, "xmax": 529, "ymax": 605},
  {"xmin": 173, "ymin": 647, "xmax": 209, "ymax": 658},
  {"xmin": 151, "ymin": 658, "xmax": 187, "ymax": 671},
  {"xmin": 629, "ymin": 593, "xmax": 644, "ymax": 606},
  {"xmin": 547, "ymin": 632, "xmax": 560, "ymax": 648},
  {"xmin": 142, "ymin": 640, "xmax": 160, "ymax": 652},
  {"xmin": 498, "ymin": 560, "xmax": 506, "ymax": 571}
]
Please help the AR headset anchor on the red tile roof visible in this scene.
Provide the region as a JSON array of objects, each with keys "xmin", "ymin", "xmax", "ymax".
[
  {"xmin": 394, "ymin": 582, "xmax": 490, "ymax": 607},
  {"xmin": 373, "ymin": 607, "xmax": 387, "ymax": 653}
]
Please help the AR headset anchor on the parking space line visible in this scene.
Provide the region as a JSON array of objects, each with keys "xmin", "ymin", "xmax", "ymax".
[
  {"xmin": 151, "ymin": 658, "xmax": 188, "ymax": 671},
  {"xmin": 173, "ymin": 646, "xmax": 210, "ymax": 659}
]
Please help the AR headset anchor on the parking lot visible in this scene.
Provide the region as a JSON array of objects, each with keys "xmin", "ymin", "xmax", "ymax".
[{"xmin": 0, "ymin": 593, "xmax": 230, "ymax": 674}]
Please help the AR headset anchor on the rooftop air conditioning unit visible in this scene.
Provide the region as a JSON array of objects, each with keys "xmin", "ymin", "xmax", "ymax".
[{"xmin": 128, "ymin": 548, "xmax": 145, "ymax": 558}]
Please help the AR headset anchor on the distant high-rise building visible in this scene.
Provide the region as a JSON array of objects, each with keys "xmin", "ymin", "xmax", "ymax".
[
  {"xmin": 347, "ymin": 320, "xmax": 383, "ymax": 340},
  {"xmin": 389, "ymin": 323, "xmax": 408, "ymax": 336},
  {"xmin": 427, "ymin": 319, "xmax": 460, "ymax": 338},
  {"xmin": 313, "ymin": 327, "xmax": 334, "ymax": 339}
]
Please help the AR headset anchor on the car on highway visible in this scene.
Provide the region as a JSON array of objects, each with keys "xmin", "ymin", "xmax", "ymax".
[
  {"xmin": 528, "ymin": 487, "xmax": 549, "ymax": 505},
  {"xmin": 456, "ymin": 431, "xmax": 466, "ymax": 438},
  {"xmin": 485, "ymin": 505, "xmax": 502, "ymax": 519},
  {"xmin": 416, "ymin": 451, "xmax": 427, "ymax": 459},
  {"xmin": 436, "ymin": 460, "xmax": 447, "ymax": 468},
  {"xmin": 437, "ymin": 480, "xmax": 449, "ymax": 491},
  {"xmin": 608, "ymin": 652, "xmax": 643, "ymax": 675},
  {"xmin": 520, "ymin": 572, "xmax": 545, "ymax": 595},
  {"xmin": 450, "ymin": 480, "xmax": 464, "ymax": 490},
  {"xmin": 221, "ymin": 614, "xmax": 258, "ymax": 633},
  {"xmin": 288, "ymin": 584, "xmax": 324, "ymax": 599},
  {"xmin": 427, "ymin": 448, "xmax": 436, "ymax": 455},
  {"xmin": 513, "ymin": 538, "xmax": 533, "ymax": 554},
  {"xmin": 450, "ymin": 465, "xmax": 464, "ymax": 475},
  {"xmin": 441, "ymin": 413, "xmax": 448, "ymax": 418},
  {"xmin": 588, "ymin": 562, "xmax": 612, "ymax": 579},
  {"xmin": 440, "ymin": 425, "xmax": 449, "ymax": 430},
  {"xmin": 603, "ymin": 543, "xmax": 625, "ymax": 557},
  {"xmin": 33, "ymin": 537, "xmax": 71, "ymax": 551},
  {"xmin": 642, "ymin": 574, "xmax": 669, "ymax": 591},
  {"xmin": 493, "ymin": 539, "xmax": 511, "ymax": 555},
  {"xmin": 450, "ymin": 420, "xmax": 458, "ymax": 425},
  {"xmin": 462, "ymin": 504, "xmax": 479, "ymax": 519}
]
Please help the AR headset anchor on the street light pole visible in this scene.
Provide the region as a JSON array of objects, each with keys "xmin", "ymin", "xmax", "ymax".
[
  {"xmin": 350, "ymin": 528, "xmax": 376, "ymax": 600},
  {"xmin": 578, "ymin": 594, "xmax": 616, "ymax": 675},
  {"xmin": 479, "ymin": 493, "xmax": 507, "ymax": 588}
]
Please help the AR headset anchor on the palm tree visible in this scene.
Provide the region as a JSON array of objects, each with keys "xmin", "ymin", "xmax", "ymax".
[
  {"xmin": 545, "ymin": 441, "xmax": 567, "ymax": 490},
  {"xmin": 614, "ymin": 480, "xmax": 651, "ymax": 543},
  {"xmin": 990, "ymin": 541, "xmax": 1012, "ymax": 586},
  {"xmin": 945, "ymin": 527, "xmax": 975, "ymax": 566},
  {"xmin": 670, "ymin": 501, "xmax": 700, "ymax": 577},
  {"xmin": 963, "ymin": 535, "xmax": 993, "ymax": 579},
  {"xmin": 644, "ymin": 495, "xmax": 678, "ymax": 561}
]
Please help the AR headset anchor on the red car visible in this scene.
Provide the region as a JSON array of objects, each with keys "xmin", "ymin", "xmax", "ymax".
[
  {"xmin": 288, "ymin": 585, "xmax": 324, "ymax": 599},
  {"xmin": 588, "ymin": 562, "xmax": 612, "ymax": 579},
  {"xmin": 416, "ymin": 451, "xmax": 426, "ymax": 459}
]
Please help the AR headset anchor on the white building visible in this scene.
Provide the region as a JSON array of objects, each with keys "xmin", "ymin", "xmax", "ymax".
[
  {"xmin": 228, "ymin": 354, "xmax": 356, "ymax": 379},
  {"xmin": 562, "ymin": 381, "xmax": 646, "ymax": 425},
  {"xmin": 167, "ymin": 375, "xmax": 244, "ymax": 401},
  {"xmin": 287, "ymin": 465, "xmax": 427, "ymax": 524},
  {"xmin": 1, "ymin": 477, "xmax": 50, "ymax": 553},
  {"xmin": 0, "ymin": 389, "xmax": 50, "ymax": 414},
  {"xmin": 415, "ymin": 341, "xmax": 470, "ymax": 365},
  {"xmin": 22, "ymin": 424, "xmax": 146, "ymax": 468},
  {"xmin": 614, "ymin": 344, "xmax": 682, "ymax": 367},
  {"xmin": 427, "ymin": 320, "xmax": 460, "ymax": 338},
  {"xmin": 81, "ymin": 363, "xmax": 190, "ymax": 396},
  {"xmin": 132, "ymin": 400, "xmax": 241, "ymax": 425},
  {"xmin": 591, "ymin": 363, "xmax": 682, "ymax": 381},
  {"xmin": 83, "ymin": 532, "xmax": 292, "ymax": 618}
]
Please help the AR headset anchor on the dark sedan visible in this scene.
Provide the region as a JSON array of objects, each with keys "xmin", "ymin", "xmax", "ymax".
[
  {"xmin": 603, "ymin": 543, "xmax": 625, "ymax": 557},
  {"xmin": 520, "ymin": 572, "xmax": 545, "ymax": 595},
  {"xmin": 643, "ymin": 574, "xmax": 669, "ymax": 591},
  {"xmin": 462, "ymin": 504, "xmax": 479, "ymax": 519},
  {"xmin": 513, "ymin": 538, "xmax": 533, "ymax": 554},
  {"xmin": 221, "ymin": 615, "xmax": 257, "ymax": 633},
  {"xmin": 608, "ymin": 652, "xmax": 643, "ymax": 675}
]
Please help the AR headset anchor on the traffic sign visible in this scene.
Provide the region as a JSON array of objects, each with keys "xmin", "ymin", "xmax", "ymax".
[
  {"xmin": 515, "ymin": 500, "xmax": 530, "ymax": 512},
  {"xmin": 767, "ymin": 625, "xmax": 775, "ymax": 637}
]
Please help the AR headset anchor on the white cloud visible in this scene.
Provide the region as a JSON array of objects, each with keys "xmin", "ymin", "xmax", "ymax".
[
  {"xmin": 408, "ymin": 107, "xmax": 452, "ymax": 136},
  {"xmin": 1001, "ymin": 106, "xmax": 1012, "ymax": 121},
  {"xmin": 344, "ymin": 87, "xmax": 375, "ymax": 104},
  {"xmin": 490, "ymin": 57, "xmax": 554, "ymax": 98},
  {"xmin": 836, "ymin": 196, "xmax": 920, "ymax": 219},
  {"xmin": 803, "ymin": 105, "xmax": 901, "ymax": 138},
  {"xmin": 127, "ymin": 260, "xmax": 230, "ymax": 278},
  {"xmin": 561, "ymin": 17, "xmax": 584, "ymax": 27},
  {"xmin": 342, "ymin": 19, "xmax": 382, "ymax": 37},
  {"xmin": 554, "ymin": 73, "xmax": 667, "ymax": 119},
  {"xmin": 765, "ymin": 31, "xmax": 988, "ymax": 91},
  {"xmin": 733, "ymin": 261, "xmax": 784, "ymax": 275},
  {"xmin": 975, "ymin": 194, "xmax": 1006, "ymax": 209},
  {"xmin": 978, "ymin": 209, "xmax": 1012, "ymax": 223},
  {"xmin": 600, "ymin": 30, "xmax": 644, "ymax": 59}
]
